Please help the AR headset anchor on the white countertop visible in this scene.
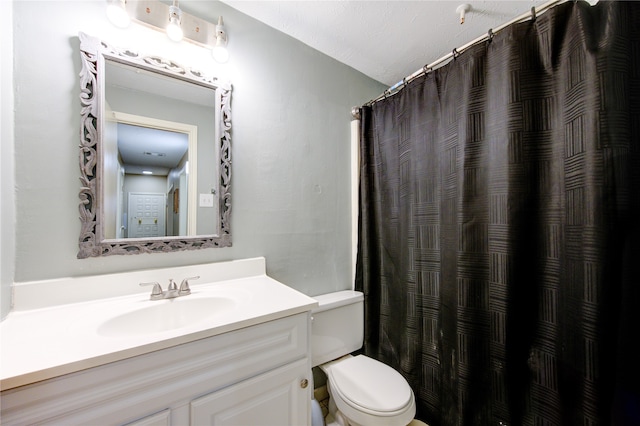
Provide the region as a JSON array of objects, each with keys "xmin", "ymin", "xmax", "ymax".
[{"xmin": 1, "ymin": 271, "xmax": 317, "ymax": 391}]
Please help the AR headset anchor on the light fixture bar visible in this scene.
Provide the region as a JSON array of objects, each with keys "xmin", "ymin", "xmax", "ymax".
[{"xmin": 125, "ymin": 0, "xmax": 217, "ymax": 48}]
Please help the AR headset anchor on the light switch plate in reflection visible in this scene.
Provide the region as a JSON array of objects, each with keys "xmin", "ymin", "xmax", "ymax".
[{"xmin": 199, "ymin": 193, "xmax": 215, "ymax": 208}]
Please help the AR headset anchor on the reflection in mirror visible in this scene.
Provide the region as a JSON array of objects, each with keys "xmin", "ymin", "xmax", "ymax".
[
  {"xmin": 105, "ymin": 113, "xmax": 194, "ymax": 239},
  {"xmin": 78, "ymin": 32, "xmax": 231, "ymax": 258}
]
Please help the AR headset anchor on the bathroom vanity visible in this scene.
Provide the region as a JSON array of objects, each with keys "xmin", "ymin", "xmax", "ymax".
[{"xmin": 0, "ymin": 258, "xmax": 317, "ymax": 425}]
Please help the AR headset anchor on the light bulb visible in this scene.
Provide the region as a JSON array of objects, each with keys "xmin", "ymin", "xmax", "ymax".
[
  {"xmin": 166, "ymin": 20, "xmax": 183, "ymax": 42},
  {"xmin": 212, "ymin": 45, "xmax": 229, "ymax": 63},
  {"xmin": 106, "ymin": 0, "xmax": 130, "ymax": 28},
  {"xmin": 166, "ymin": 5, "xmax": 183, "ymax": 42},
  {"xmin": 212, "ymin": 16, "xmax": 228, "ymax": 63}
]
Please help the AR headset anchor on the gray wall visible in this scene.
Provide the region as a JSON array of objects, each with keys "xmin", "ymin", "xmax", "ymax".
[{"xmin": 1, "ymin": 1, "xmax": 385, "ymax": 319}]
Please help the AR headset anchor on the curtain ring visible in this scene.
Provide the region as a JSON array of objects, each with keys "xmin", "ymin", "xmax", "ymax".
[
  {"xmin": 452, "ymin": 48, "xmax": 459, "ymax": 59},
  {"xmin": 531, "ymin": 6, "xmax": 536, "ymax": 21},
  {"xmin": 402, "ymin": 77, "xmax": 408, "ymax": 87},
  {"xmin": 487, "ymin": 28, "xmax": 494, "ymax": 43}
]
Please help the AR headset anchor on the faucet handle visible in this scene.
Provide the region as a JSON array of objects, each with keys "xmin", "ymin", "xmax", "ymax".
[
  {"xmin": 179, "ymin": 275, "xmax": 200, "ymax": 295},
  {"xmin": 140, "ymin": 282, "xmax": 163, "ymax": 300}
]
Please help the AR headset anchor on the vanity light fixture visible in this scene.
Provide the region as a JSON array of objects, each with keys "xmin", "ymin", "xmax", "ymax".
[
  {"xmin": 106, "ymin": 0, "xmax": 130, "ymax": 28},
  {"xmin": 211, "ymin": 16, "xmax": 229, "ymax": 63},
  {"xmin": 105, "ymin": 0, "xmax": 230, "ymax": 64},
  {"xmin": 166, "ymin": 1, "xmax": 183, "ymax": 42}
]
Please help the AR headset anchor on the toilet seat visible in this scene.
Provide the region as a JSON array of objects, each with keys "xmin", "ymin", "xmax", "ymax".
[{"xmin": 325, "ymin": 355, "xmax": 416, "ymax": 426}]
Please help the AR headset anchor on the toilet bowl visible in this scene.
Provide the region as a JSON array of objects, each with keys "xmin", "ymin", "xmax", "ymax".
[
  {"xmin": 321, "ymin": 355, "xmax": 416, "ymax": 426},
  {"xmin": 311, "ymin": 291, "xmax": 416, "ymax": 426}
]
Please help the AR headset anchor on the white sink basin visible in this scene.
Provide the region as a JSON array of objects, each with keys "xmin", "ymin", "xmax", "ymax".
[{"xmin": 97, "ymin": 296, "xmax": 237, "ymax": 337}]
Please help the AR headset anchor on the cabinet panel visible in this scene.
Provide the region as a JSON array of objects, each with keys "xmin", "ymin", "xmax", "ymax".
[
  {"xmin": 190, "ymin": 358, "xmax": 310, "ymax": 426},
  {"xmin": 126, "ymin": 409, "xmax": 171, "ymax": 426}
]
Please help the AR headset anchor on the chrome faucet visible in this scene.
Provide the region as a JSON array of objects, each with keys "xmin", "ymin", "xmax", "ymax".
[{"xmin": 140, "ymin": 276, "xmax": 199, "ymax": 300}]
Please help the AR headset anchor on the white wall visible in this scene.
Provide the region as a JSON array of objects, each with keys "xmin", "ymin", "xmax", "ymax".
[{"xmin": 2, "ymin": 0, "xmax": 385, "ymax": 318}]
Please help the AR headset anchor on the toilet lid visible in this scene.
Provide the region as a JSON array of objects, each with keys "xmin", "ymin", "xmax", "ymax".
[{"xmin": 328, "ymin": 355, "xmax": 413, "ymax": 413}]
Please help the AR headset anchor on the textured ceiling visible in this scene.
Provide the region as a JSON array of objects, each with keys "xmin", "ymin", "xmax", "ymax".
[{"xmin": 219, "ymin": 0, "xmax": 555, "ymax": 87}]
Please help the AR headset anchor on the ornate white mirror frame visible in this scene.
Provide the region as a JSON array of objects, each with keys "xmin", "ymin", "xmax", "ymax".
[{"xmin": 77, "ymin": 32, "xmax": 231, "ymax": 258}]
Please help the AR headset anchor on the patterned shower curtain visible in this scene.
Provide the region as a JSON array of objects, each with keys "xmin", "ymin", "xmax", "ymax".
[{"xmin": 356, "ymin": 2, "xmax": 638, "ymax": 425}]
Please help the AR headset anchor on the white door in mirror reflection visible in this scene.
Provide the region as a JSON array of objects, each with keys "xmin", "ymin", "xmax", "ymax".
[{"xmin": 128, "ymin": 193, "xmax": 166, "ymax": 238}]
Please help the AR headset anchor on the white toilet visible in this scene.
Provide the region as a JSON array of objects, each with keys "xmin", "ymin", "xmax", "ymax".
[{"xmin": 311, "ymin": 290, "xmax": 416, "ymax": 426}]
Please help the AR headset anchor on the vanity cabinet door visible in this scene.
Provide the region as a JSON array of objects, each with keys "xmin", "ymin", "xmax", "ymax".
[{"xmin": 190, "ymin": 358, "xmax": 310, "ymax": 426}]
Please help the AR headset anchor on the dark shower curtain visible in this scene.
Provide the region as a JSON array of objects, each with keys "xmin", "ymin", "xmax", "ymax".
[{"xmin": 356, "ymin": 2, "xmax": 638, "ymax": 425}]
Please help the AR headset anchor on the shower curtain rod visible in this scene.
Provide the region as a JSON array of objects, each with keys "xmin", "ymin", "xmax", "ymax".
[{"xmin": 361, "ymin": 0, "xmax": 565, "ymax": 108}]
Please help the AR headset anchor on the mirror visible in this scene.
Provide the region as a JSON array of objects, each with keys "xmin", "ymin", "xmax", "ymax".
[{"xmin": 78, "ymin": 32, "xmax": 231, "ymax": 258}]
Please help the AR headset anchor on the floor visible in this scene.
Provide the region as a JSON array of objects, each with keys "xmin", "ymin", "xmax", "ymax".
[{"xmin": 314, "ymin": 385, "xmax": 339, "ymax": 425}]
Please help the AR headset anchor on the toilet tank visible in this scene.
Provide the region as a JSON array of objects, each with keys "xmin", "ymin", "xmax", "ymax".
[{"xmin": 311, "ymin": 290, "xmax": 364, "ymax": 367}]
